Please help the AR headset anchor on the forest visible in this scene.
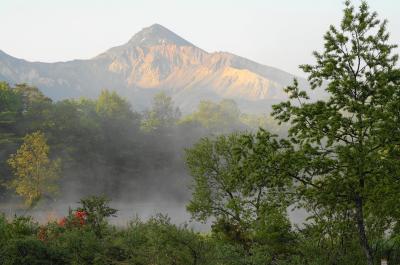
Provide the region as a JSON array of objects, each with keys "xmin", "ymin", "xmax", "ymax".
[{"xmin": 1, "ymin": 1, "xmax": 400, "ymax": 264}]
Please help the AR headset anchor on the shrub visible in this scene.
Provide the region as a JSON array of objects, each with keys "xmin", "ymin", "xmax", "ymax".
[{"xmin": 0, "ymin": 237, "xmax": 67, "ymax": 265}]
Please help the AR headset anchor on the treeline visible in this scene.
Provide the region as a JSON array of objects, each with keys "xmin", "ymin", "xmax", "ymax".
[{"xmin": 0, "ymin": 82, "xmax": 276, "ymax": 204}]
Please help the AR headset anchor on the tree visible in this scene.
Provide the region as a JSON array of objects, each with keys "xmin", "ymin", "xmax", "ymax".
[
  {"xmin": 0, "ymin": 82, "xmax": 22, "ymax": 149},
  {"xmin": 141, "ymin": 92, "xmax": 181, "ymax": 132},
  {"xmin": 181, "ymin": 99, "xmax": 243, "ymax": 133},
  {"xmin": 7, "ymin": 131, "xmax": 61, "ymax": 207},
  {"xmin": 13, "ymin": 83, "xmax": 52, "ymax": 132},
  {"xmin": 0, "ymin": 82, "xmax": 23, "ymax": 198},
  {"xmin": 0, "ymin": 83, "xmax": 56, "ymax": 199},
  {"xmin": 0, "ymin": 82, "xmax": 22, "ymax": 113},
  {"xmin": 96, "ymin": 90, "xmax": 136, "ymax": 121},
  {"xmin": 13, "ymin": 83, "xmax": 51, "ymax": 112},
  {"xmin": 0, "ymin": 82, "xmax": 23, "ymax": 144},
  {"xmin": 76, "ymin": 196, "xmax": 117, "ymax": 238},
  {"xmin": 272, "ymin": 1, "xmax": 400, "ymax": 264},
  {"xmin": 185, "ymin": 130, "xmax": 296, "ymax": 263}
]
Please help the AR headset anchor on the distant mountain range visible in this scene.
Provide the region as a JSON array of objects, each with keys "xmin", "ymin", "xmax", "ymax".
[{"xmin": 0, "ymin": 24, "xmax": 313, "ymax": 113}]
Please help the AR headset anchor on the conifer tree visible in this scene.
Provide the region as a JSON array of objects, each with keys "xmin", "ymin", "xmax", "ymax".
[{"xmin": 273, "ymin": 1, "xmax": 400, "ymax": 264}]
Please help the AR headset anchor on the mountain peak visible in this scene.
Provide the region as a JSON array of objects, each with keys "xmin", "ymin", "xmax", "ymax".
[{"xmin": 128, "ymin": 24, "xmax": 194, "ymax": 47}]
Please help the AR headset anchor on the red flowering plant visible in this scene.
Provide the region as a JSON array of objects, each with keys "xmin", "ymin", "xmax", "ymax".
[
  {"xmin": 74, "ymin": 210, "xmax": 87, "ymax": 225},
  {"xmin": 58, "ymin": 217, "xmax": 67, "ymax": 227},
  {"xmin": 35, "ymin": 196, "xmax": 116, "ymax": 242},
  {"xmin": 57, "ymin": 208, "xmax": 88, "ymax": 229},
  {"xmin": 35, "ymin": 208, "xmax": 88, "ymax": 242},
  {"xmin": 54, "ymin": 196, "xmax": 117, "ymax": 238}
]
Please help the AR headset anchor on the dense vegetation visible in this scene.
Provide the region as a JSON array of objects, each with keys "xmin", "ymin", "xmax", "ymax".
[
  {"xmin": 1, "ymin": 1, "xmax": 400, "ymax": 264},
  {"xmin": 0, "ymin": 83, "xmax": 273, "ymax": 205}
]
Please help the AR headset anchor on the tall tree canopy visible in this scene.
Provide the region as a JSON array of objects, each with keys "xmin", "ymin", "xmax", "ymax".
[
  {"xmin": 141, "ymin": 92, "xmax": 181, "ymax": 132},
  {"xmin": 181, "ymin": 99, "xmax": 243, "ymax": 133},
  {"xmin": 185, "ymin": 130, "xmax": 296, "ymax": 264},
  {"xmin": 0, "ymin": 82, "xmax": 22, "ymax": 145},
  {"xmin": 96, "ymin": 90, "xmax": 136, "ymax": 121},
  {"xmin": 272, "ymin": 1, "xmax": 400, "ymax": 264}
]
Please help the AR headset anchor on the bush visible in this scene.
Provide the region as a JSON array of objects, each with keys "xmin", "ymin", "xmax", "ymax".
[{"xmin": 0, "ymin": 237, "xmax": 67, "ymax": 265}]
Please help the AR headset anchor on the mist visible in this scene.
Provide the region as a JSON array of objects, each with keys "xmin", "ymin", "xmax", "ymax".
[{"xmin": 0, "ymin": 84, "xmax": 284, "ymax": 230}]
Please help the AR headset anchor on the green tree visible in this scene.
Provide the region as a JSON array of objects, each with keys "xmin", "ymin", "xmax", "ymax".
[
  {"xmin": 181, "ymin": 99, "xmax": 243, "ymax": 133},
  {"xmin": 0, "ymin": 82, "xmax": 22, "ymax": 113},
  {"xmin": 0, "ymin": 82, "xmax": 22, "ymax": 155},
  {"xmin": 13, "ymin": 83, "xmax": 51, "ymax": 112},
  {"xmin": 141, "ymin": 92, "xmax": 181, "ymax": 132},
  {"xmin": 7, "ymin": 131, "xmax": 61, "ymax": 207},
  {"xmin": 76, "ymin": 195, "xmax": 117, "ymax": 238},
  {"xmin": 96, "ymin": 90, "xmax": 135, "ymax": 121},
  {"xmin": 0, "ymin": 83, "xmax": 24, "ymax": 198},
  {"xmin": 185, "ymin": 131, "xmax": 296, "ymax": 263},
  {"xmin": 272, "ymin": 1, "xmax": 400, "ymax": 264},
  {"xmin": 94, "ymin": 91, "xmax": 141, "ymax": 189},
  {"xmin": 13, "ymin": 83, "xmax": 52, "ymax": 132}
]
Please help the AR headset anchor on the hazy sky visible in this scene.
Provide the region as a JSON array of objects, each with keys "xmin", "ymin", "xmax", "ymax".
[{"xmin": 0, "ymin": 0, "xmax": 399, "ymax": 76}]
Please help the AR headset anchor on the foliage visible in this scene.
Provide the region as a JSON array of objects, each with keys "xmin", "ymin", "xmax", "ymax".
[
  {"xmin": 1, "ymin": 2, "xmax": 400, "ymax": 264},
  {"xmin": 76, "ymin": 195, "xmax": 118, "ymax": 237},
  {"xmin": 0, "ymin": 237, "xmax": 67, "ymax": 265},
  {"xmin": 181, "ymin": 99, "xmax": 244, "ymax": 133},
  {"xmin": 125, "ymin": 214, "xmax": 213, "ymax": 265},
  {"xmin": 7, "ymin": 131, "xmax": 61, "ymax": 207},
  {"xmin": 141, "ymin": 92, "xmax": 181, "ymax": 132},
  {"xmin": 0, "ymin": 83, "xmax": 53, "ymax": 198},
  {"xmin": 0, "ymin": 83, "xmax": 274, "ymax": 201},
  {"xmin": 0, "ymin": 203, "xmax": 216, "ymax": 265},
  {"xmin": 185, "ymin": 131, "xmax": 297, "ymax": 263},
  {"xmin": 96, "ymin": 90, "xmax": 134, "ymax": 121},
  {"xmin": 272, "ymin": 1, "xmax": 400, "ymax": 264},
  {"xmin": 0, "ymin": 82, "xmax": 22, "ymax": 113}
]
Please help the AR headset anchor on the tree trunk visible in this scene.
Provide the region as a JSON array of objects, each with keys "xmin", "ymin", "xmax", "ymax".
[{"xmin": 354, "ymin": 194, "xmax": 374, "ymax": 265}]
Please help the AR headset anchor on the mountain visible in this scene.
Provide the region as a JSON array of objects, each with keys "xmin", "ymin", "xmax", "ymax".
[{"xmin": 0, "ymin": 24, "xmax": 311, "ymax": 113}]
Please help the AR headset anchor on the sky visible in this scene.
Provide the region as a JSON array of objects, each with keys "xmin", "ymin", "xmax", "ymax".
[{"xmin": 0, "ymin": 0, "xmax": 399, "ymax": 77}]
